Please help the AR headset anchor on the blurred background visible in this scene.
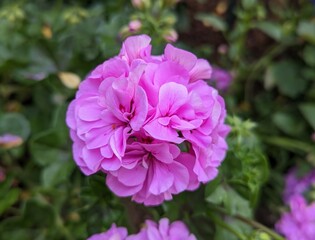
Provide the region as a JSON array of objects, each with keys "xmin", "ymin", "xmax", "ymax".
[{"xmin": 0, "ymin": 0, "xmax": 315, "ymax": 239}]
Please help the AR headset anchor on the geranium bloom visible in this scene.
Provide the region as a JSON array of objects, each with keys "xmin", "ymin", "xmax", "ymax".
[
  {"xmin": 276, "ymin": 195, "xmax": 315, "ymax": 240},
  {"xmin": 127, "ymin": 218, "xmax": 196, "ymax": 240},
  {"xmin": 283, "ymin": 168, "xmax": 315, "ymax": 204},
  {"xmin": 66, "ymin": 34, "xmax": 229, "ymax": 205},
  {"xmin": 87, "ymin": 224, "xmax": 128, "ymax": 240}
]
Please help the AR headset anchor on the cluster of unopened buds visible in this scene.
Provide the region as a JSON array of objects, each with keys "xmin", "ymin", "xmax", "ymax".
[{"xmin": 66, "ymin": 34, "xmax": 229, "ymax": 206}]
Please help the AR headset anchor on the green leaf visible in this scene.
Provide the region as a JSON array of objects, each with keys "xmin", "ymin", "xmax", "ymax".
[
  {"xmin": 195, "ymin": 13, "xmax": 227, "ymax": 32},
  {"xmin": 22, "ymin": 199, "xmax": 57, "ymax": 227},
  {"xmin": 41, "ymin": 160, "xmax": 74, "ymax": 188},
  {"xmin": 299, "ymin": 103, "xmax": 315, "ymax": 130},
  {"xmin": 206, "ymin": 185, "xmax": 252, "ymax": 217},
  {"xmin": 0, "ymin": 188, "xmax": 20, "ymax": 215},
  {"xmin": 30, "ymin": 129, "xmax": 70, "ymax": 166},
  {"xmin": 297, "ymin": 21, "xmax": 315, "ymax": 44},
  {"xmin": 272, "ymin": 112, "xmax": 305, "ymax": 136},
  {"xmin": 268, "ymin": 60, "xmax": 306, "ymax": 98},
  {"xmin": 0, "ymin": 113, "xmax": 31, "ymax": 140},
  {"xmin": 254, "ymin": 21, "xmax": 282, "ymax": 40},
  {"xmin": 303, "ymin": 45, "xmax": 315, "ymax": 67},
  {"xmin": 205, "ymin": 174, "xmax": 222, "ymax": 198}
]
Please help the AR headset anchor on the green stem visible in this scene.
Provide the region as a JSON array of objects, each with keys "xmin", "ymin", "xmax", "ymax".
[
  {"xmin": 208, "ymin": 205, "xmax": 285, "ymax": 240},
  {"xmin": 261, "ymin": 136, "xmax": 315, "ymax": 154},
  {"xmin": 235, "ymin": 214, "xmax": 284, "ymax": 240}
]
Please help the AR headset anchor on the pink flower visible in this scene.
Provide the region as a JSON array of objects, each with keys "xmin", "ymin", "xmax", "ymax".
[
  {"xmin": 0, "ymin": 134, "xmax": 23, "ymax": 149},
  {"xmin": 87, "ymin": 224, "xmax": 128, "ymax": 240},
  {"xmin": 129, "ymin": 20, "xmax": 142, "ymax": 32},
  {"xmin": 283, "ymin": 168, "xmax": 315, "ymax": 204},
  {"xmin": 276, "ymin": 195, "xmax": 315, "ymax": 240},
  {"xmin": 127, "ymin": 218, "xmax": 196, "ymax": 240},
  {"xmin": 66, "ymin": 34, "xmax": 229, "ymax": 205},
  {"xmin": 210, "ymin": 67, "xmax": 232, "ymax": 91}
]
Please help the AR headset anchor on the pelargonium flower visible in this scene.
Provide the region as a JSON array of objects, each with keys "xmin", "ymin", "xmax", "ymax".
[
  {"xmin": 66, "ymin": 34, "xmax": 229, "ymax": 205},
  {"xmin": 283, "ymin": 168, "xmax": 315, "ymax": 204},
  {"xmin": 210, "ymin": 67, "xmax": 232, "ymax": 91},
  {"xmin": 87, "ymin": 223, "xmax": 128, "ymax": 240},
  {"xmin": 276, "ymin": 195, "xmax": 315, "ymax": 240},
  {"xmin": 128, "ymin": 218, "xmax": 196, "ymax": 240}
]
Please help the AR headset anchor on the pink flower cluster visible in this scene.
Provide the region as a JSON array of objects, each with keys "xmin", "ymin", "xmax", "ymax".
[
  {"xmin": 283, "ymin": 168, "xmax": 315, "ymax": 204},
  {"xmin": 276, "ymin": 167, "xmax": 315, "ymax": 240},
  {"xmin": 88, "ymin": 218, "xmax": 196, "ymax": 240},
  {"xmin": 66, "ymin": 34, "xmax": 229, "ymax": 205},
  {"xmin": 276, "ymin": 195, "xmax": 315, "ymax": 240}
]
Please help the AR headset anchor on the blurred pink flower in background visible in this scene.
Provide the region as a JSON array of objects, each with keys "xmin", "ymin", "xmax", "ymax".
[
  {"xmin": 210, "ymin": 67, "xmax": 233, "ymax": 91},
  {"xmin": 66, "ymin": 34, "xmax": 229, "ymax": 205},
  {"xmin": 276, "ymin": 195, "xmax": 315, "ymax": 240},
  {"xmin": 0, "ymin": 134, "xmax": 23, "ymax": 149},
  {"xmin": 283, "ymin": 168, "xmax": 315, "ymax": 204}
]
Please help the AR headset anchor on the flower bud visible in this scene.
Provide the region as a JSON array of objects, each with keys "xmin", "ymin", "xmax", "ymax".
[
  {"xmin": 128, "ymin": 19, "xmax": 142, "ymax": 32},
  {"xmin": 163, "ymin": 29, "xmax": 178, "ymax": 42}
]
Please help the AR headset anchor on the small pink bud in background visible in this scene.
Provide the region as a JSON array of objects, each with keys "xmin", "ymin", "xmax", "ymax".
[
  {"xmin": 128, "ymin": 20, "xmax": 142, "ymax": 32},
  {"xmin": 163, "ymin": 29, "xmax": 178, "ymax": 42},
  {"xmin": 131, "ymin": 0, "xmax": 149, "ymax": 9},
  {"xmin": 0, "ymin": 134, "xmax": 23, "ymax": 149},
  {"xmin": 218, "ymin": 44, "xmax": 228, "ymax": 55},
  {"xmin": 311, "ymin": 132, "xmax": 315, "ymax": 142}
]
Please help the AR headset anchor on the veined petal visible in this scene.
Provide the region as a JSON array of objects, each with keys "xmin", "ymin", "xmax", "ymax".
[
  {"xmin": 117, "ymin": 165, "xmax": 147, "ymax": 187},
  {"xmin": 106, "ymin": 174, "xmax": 142, "ymax": 197},
  {"xmin": 158, "ymin": 82, "xmax": 188, "ymax": 116},
  {"xmin": 189, "ymin": 59, "xmax": 212, "ymax": 82},
  {"xmin": 144, "ymin": 119, "xmax": 183, "ymax": 144},
  {"xmin": 149, "ymin": 161, "xmax": 174, "ymax": 195},
  {"xmin": 164, "ymin": 44, "xmax": 197, "ymax": 71}
]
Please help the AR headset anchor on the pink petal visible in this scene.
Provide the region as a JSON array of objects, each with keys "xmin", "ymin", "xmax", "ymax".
[
  {"xmin": 158, "ymin": 82, "xmax": 188, "ymax": 116},
  {"xmin": 148, "ymin": 161, "xmax": 174, "ymax": 195},
  {"xmin": 189, "ymin": 59, "xmax": 212, "ymax": 82},
  {"xmin": 82, "ymin": 147, "xmax": 104, "ymax": 173},
  {"xmin": 121, "ymin": 34, "xmax": 151, "ymax": 62},
  {"xmin": 164, "ymin": 44, "xmax": 197, "ymax": 71},
  {"xmin": 143, "ymin": 143, "xmax": 174, "ymax": 164},
  {"xmin": 153, "ymin": 61, "xmax": 189, "ymax": 87},
  {"xmin": 110, "ymin": 127, "xmax": 129, "ymax": 159},
  {"xmin": 129, "ymin": 86, "xmax": 148, "ymax": 131},
  {"xmin": 169, "ymin": 161, "xmax": 189, "ymax": 193},
  {"xmin": 101, "ymin": 156, "xmax": 121, "ymax": 171},
  {"xmin": 144, "ymin": 119, "xmax": 183, "ymax": 144},
  {"xmin": 117, "ymin": 165, "xmax": 147, "ymax": 187},
  {"xmin": 106, "ymin": 174, "xmax": 143, "ymax": 197}
]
